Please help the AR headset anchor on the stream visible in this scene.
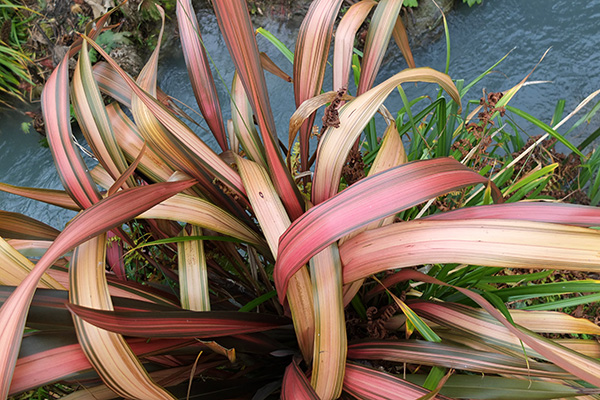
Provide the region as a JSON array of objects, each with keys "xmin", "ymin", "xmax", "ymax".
[{"xmin": 1, "ymin": 0, "xmax": 600, "ymax": 228}]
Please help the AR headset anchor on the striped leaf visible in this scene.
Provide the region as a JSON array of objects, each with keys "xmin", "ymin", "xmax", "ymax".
[
  {"xmin": 177, "ymin": 0, "xmax": 228, "ymax": 151},
  {"xmin": 178, "ymin": 225, "xmax": 210, "ymax": 311},
  {"xmin": 357, "ymin": 0, "xmax": 404, "ymax": 95},
  {"xmin": 106, "ymin": 103, "xmax": 178, "ymax": 185},
  {"xmin": 340, "ymin": 122, "xmax": 407, "ymax": 303},
  {"xmin": 347, "ymin": 340, "xmax": 571, "ymax": 379},
  {"xmin": 406, "ymin": 374, "xmax": 600, "ymax": 400},
  {"xmin": 282, "ymin": 358, "xmax": 320, "ymax": 400},
  {"xmin": 236, "ymin": 156, "xmax": 314, "ymax": 362},
  {"xmin": 83, "ymin": 34, "xmax": 247, "ymax": 212},
  {"xmin": 0, "ymin": 182, "xmax": 79, "ymax": 211},
  {"xmin": 293, "ymin": 0, "xmax": 343, "ymax": 171},
  {"xmin": 231, "ymin": 72, "xmax": 267, "ymax": 167},
  {"xmin": 0, "ymin": 286, "xmax": 180, "ymax": 332},
  {"xmin": 312, "ymin": 67, "xmax": 460, "ymax": 203},
  {"xmin": 10, "ymin": 335, "xmax": 192, "ymax": 396},
  {"xmin": 339, "ymin": 219, "xmax": 600, "ymax": 283},
  {"xmin": 41, "ymin": 52, "xmax": 102, "ymax": 209},
  {"xmin": 333, "ymin": 0, "xmax": 377, "ymax": 92},
  {"xmin": 343, "ymin": 362, "xmax": 453, "ymax": 400},
  {"xmin": 138, "ymin": 193, "xmax": 268, "ymax": 252},
  {"xmin": 69, "ymin": 234, "xmax": 175, "ymax": 399},
  {"xmin": 66, "ymin": 304, "xmax": 290, "ymax": 338},
  {"xmin": 309, "ymin": 244, "xmax": 346, "ymax": 399},
  {"xmin": 0, "ymin": 211, "xmax": 60, "ymax": 241},
  {"xmin": 425, "ymin": 201, "xmax": 600, "ymax": 226},
  {"xmin": 5, "ymin": 239, "xmax": 53, "ymax": 260},
  {"xmin": 381, "ymin": 270, "xmax": 600, "ymax": 387},
  {"xmin": 510, "ymin": 310, "xmax": 600, "ymax": 335},
  {"xmin": 72, "ymin": 39, "xmax": 134, "ymax": 187},
  {"xmin": 275, "ymin": 157, "xmax": 488, "ymax": 300},
  {"xmin": 0, "ymin": 179, "xmax": 194, "ymax": 398},
  {"xmin": 0, "ymin": 237, "xmax": 64, "ymax": 290},
  {"xmin": 212, "ymin": 0, "xmax": 304, "ymax": 219},
  {"xmin": 92, "ymin": 61, "xmax": 132, "ymax": 107}
]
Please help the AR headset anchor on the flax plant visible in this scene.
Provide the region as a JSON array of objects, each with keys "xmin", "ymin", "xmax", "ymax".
[{"xmin": 1, "ymin": 1, "xmax": 600, "ymax": 399}]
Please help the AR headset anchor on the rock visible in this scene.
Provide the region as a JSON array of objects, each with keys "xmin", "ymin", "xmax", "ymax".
[
  {"xmin": 109, "ymin": 44, "xmax": 144, "ymax": 78},
  {"xmin": 401, "ymin": 0, "xmax": 455, "ymax": 48}
]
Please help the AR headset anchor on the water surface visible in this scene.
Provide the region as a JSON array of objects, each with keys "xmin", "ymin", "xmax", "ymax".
[{"xmin": 2, "ymin": 0, "xmax": 600, "ymax": 227}]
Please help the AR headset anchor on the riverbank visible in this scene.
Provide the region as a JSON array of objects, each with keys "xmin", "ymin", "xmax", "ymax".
[{"xmin": 1, "ymin": 0, "xmax": 458, "ymax": 110}]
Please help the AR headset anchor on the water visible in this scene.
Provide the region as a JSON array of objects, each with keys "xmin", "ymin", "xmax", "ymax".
[
  {"xmin": 2, "ymin": 0, "xmax": 600, "ymax": 227},
  {"xmin": 0, "ymin": 108, "xmax": 78, "ymax": 229}
]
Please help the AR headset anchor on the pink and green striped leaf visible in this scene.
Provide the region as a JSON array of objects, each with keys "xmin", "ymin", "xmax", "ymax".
[
  {"xmin": 66, "ymin": 304, "xmax": 290, "ymax": 338},
  {"xmin": 0, "ymin": 211, "xmax": 60, "ymax": 241},
  {"xmin": 72, "ymin": 39, "xmax": 134, "ymax": 187},
  {"xmin": 0, "ymin": 286, "xmax": 180, "ymax": 332},
  {"xmin": 41, "ymin": 51, "xmax": 102, "ymax": 209},
  {"xmin": 378, "ymin": 270, "xmax": 600, "ymax": 387},
  {"xmin": 293, "ymin": 0, "xmax": 343, "ymax": 171},
  {"xmin": 333, "ymin": 0, "xmax": 377, "ymax": 92},
  {"xmin": 177, "ymin": 0, "xmax": 228, "ymax": 151},
  {"xmin": 275, "ymin": 157, "xmax": 489, "ymax": 300},
  {"xmin": 69, "ymin": 234, "xmax": 175, "ymax": 399},
  {"xmin": 83, "ymin": 34, "xmax": 248, "ymax": 212},
  {"xmin": 343, "ymin": 362, "xmax": 453, "ymax": 400},
  {"xmin": 357, "ymin": 0, "xmax": 404, "ymax": 95},
  {"xmin": 0, "ymin": 179, "xmax": 194, "ymax": 398},
  {"xmin": 0, "ymin": 238, "xmax": 64, "ymax": 290},
  {"xmin": 212, "ymin": 0, "xmax": 304, "ymax": 219},
  {"xmin": 339, "ymin": 219, "xmax": 600, "ymax": 283},
  {"xmin": 405, "ymin": 374, "xmax": 600, "ymax": 400},
  {"xmin": 0, "ymin": 183, "xmax": 79, "ymax": 211},
  {"xmin": 347, "ymin": 340, "xmax": 571, "ymax": 379},
  {"xmin": 282, "ymin": 358, "xmax": 320, "ymax": 400},
  {"xmin": 425, "ymin": 201, "xmax": 600, "ymax": 226},
  {"xmin": 93, "ymin": 61, "xmax": 132, "ymax": 107},
  {"xmin": 312, "ymin": 67, "xmax": 460, "ymax": 203},
  {"xmin": 106, "ymin": 103, "xmax": 178, "ymax": 185},
  {"xmin": 309, "ymin": 245, "xmax": 346, "ymax": 399},
  {"xmin": 10, "ymin": 335, "xmax": 193, "ymax": 396}
]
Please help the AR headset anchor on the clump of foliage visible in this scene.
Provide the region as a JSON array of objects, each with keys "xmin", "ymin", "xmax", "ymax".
[
  {"xmin": 1, "ymin": 0, "xmax": 600, "ymax": 399},
  {"xmin": 0, "ymin": 0, "xmax": 37, "ymax": 104}
]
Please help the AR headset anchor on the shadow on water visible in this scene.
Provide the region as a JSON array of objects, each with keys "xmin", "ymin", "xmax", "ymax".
[{"xmin": 2, "ymin": 0, "xmax": 600, "ymax": 226}]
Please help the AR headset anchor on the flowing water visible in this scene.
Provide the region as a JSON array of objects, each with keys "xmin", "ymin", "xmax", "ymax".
[{"xmin": 2, "ymin": 0, "xmax": 600, "ymax": 227}]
